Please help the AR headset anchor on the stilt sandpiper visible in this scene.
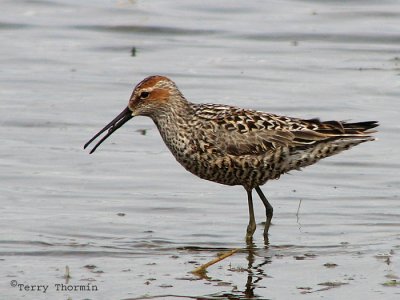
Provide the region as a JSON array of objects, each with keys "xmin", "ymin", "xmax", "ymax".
[{"xmin": 84, "ymin": 75, "xmax": 378, "ymax": 242}]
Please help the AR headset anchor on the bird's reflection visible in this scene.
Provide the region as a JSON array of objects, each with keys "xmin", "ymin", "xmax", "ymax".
[
  {"xmin": 244, "ymin": 241, "xmax": 257, "ymax": 298},
  {"xmin": 243, "ymin": 240, "xmax": 271, "ymax": 298}
]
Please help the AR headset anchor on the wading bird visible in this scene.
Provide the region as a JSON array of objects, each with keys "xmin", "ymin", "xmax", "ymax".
[{"xmin": 84, "ymin": 75, "xmax": 378, "ymax": 242}]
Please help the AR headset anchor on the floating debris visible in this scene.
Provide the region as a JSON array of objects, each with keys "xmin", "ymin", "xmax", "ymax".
[
  {"xmin": 136, "ymin": 129, "xmax": 147, "ymax": 135},
  {"xmin": 382, "ymin": 280, "xmax": 400, "ymax": 287},
  {"xmin": 84, "ymin": 264, "xmax": 97, "ymax": 270},
  {"xmin": 323, "ymin": 263, "xmax": 338, "ymax": 268},
  {"xmin": 294, "ymin": 256, "xmax": 305, "ymax": 260},
  {"xmin": 318, "ymin": 281, "xmax": 348, "ymax": 287},
  {"xmin": 131, "ymin": 46, "xmax": 136, "ymax": 57}
]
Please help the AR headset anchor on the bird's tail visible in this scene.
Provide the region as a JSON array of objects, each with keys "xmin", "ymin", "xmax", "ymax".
[
  {"xmin": 286, "ymin": 119, "xmax": 379, "ymax": 171},
  {"xmin": 318, "ymin": 120, "xmax": 378, "ymax": 135}
]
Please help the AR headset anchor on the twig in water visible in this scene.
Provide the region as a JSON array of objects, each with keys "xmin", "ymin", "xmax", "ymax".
[
  {"xmin": 191, "ymin": 248, "xmax": 239, "ymax": 276},
  {"xmin": 296, "ymin": 199, "xmax": 302, "ymax": 222}
]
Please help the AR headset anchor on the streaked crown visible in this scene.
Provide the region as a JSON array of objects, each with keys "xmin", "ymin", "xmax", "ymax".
[{"xmin": 128, "ymin": 75, "xmax": 180, "ymax": 116}]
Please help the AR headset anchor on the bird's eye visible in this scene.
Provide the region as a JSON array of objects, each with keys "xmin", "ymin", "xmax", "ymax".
[{"xmin": 139, "ymin": 91, "xmax": 150, "ymax": 99}]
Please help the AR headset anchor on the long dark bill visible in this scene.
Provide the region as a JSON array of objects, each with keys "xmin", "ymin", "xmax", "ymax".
[{"xmin": 84, "ymin": 107, "xmax": 133, "ymax": 154}]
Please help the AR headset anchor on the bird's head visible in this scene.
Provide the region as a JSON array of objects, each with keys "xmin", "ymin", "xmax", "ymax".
[{"xmin": 84, "ymin": 75, "xmax": 178, "ymax": 154}]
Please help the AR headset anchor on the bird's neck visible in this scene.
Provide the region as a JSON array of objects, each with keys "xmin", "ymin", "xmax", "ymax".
[{"xmin": 150, "ymin": 98, "xmax": 196, "ymax": 155}]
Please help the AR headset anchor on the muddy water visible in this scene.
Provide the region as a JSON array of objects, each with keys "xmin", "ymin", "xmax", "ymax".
[{"xmin": 1, "ymin": 0, "xmax": 399, "ymax": 299}]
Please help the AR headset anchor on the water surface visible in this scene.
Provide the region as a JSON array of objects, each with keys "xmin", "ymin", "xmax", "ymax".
[{"xmin": 1, "ymin": 0, "xmax": 399, "ymax": 299}]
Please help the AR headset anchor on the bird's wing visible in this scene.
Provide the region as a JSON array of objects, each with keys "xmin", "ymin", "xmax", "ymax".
[
  {"xmin": 211, "ymin": 114, "xmax": 324, "ymax": 156},
  {"xmin": 194, "ymin": 104, "xmax": 377, "ymax": 156}
]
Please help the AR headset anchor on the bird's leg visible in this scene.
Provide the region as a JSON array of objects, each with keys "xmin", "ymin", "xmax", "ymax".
[
  {"xmin": 246, "ymin": 190, "xmax": 256, "ymax": 242},
  {"xmin": 255, "ymin": 186, "xmax": 273, "ymax": 238}
]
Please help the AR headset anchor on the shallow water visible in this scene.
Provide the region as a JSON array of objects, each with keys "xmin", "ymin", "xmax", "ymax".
[{"xmin": 1, "ymin": 0, "xmax": 399, "ymax": 299}]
